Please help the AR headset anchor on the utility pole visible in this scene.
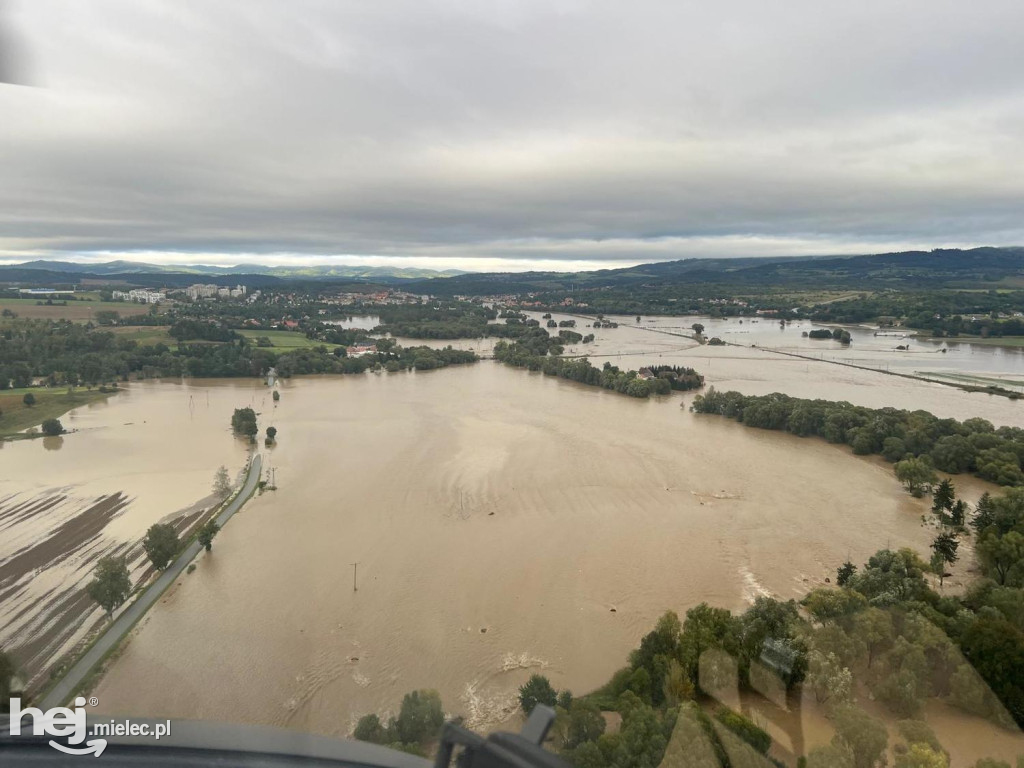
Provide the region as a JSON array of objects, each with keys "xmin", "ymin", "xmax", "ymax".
[{"xmin": 352, "ymin": 562, "xmax": 359, "ymax": 592}]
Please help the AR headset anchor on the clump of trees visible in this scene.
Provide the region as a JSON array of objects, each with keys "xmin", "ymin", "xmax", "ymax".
[
  {"xmin": 265, "ymin": 425, "xmax": 277, "ymax": 445},
  {"xmin": 646, "ymin": 365, "xmax": 704, "ymax": 391},
  {"xmin": 352, "ymin": 689, "xmax": 444, "ymax": 756},
  {"xmin": 807, "ymin": 327, "xmax": 853, "ymax": 343},
  {"xmin": 231, "ymin": 407, "xmax": 258, "ymax": 439},
  {"xmin": 692, "ymin": 388, "xmax": 1024, "ymax": 487},
  {"xmin": 494, "ymin": 341, "xmax": 697, "ymax": 399}
]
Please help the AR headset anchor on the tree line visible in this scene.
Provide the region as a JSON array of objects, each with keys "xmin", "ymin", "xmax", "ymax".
[
  {"xmin": 0, "ymin": 318, "xmax": 477, "ymax": 386},
  {"xmin": 691, "ymin": 388, "xmax": 1024, "ymax": 487}
]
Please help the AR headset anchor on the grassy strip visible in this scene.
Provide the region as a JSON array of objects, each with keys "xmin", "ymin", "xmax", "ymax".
[
  {"xmin": 914, "ymin": 333, "xmax": 1024, "ymax": 348},
  {"xmin": 0, "ymin": 388, "xmax": 116, "ymax": 438},
  {"xmin": 237, "ymin": 329, "xmax": 341, "ymax": 349}
]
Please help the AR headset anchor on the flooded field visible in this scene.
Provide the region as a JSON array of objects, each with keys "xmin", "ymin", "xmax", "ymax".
[
  {"xmin": 0, "ymin": 382, "xmax": 256, "ymax": 685},
  {"xmin": 3, "ymin": 315, "xmax": 1022, "ymax": 763},
  {"xmin": 71, "ymin": 366, "xmax": 1010, "ymax": 750}
]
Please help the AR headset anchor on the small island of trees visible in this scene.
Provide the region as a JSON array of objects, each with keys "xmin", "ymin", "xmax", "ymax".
[
  {"xmin": 494, "ymin": 340, "xmax": 703, "ymax": 399},
  {"xmin": 231, "ymin": 407, "xmax": 258, "ymax": 439}
]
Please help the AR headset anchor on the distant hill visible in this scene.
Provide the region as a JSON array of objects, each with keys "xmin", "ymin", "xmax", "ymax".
[
  {"xmin": 8, "ymin": 260, "xmax": 463, "ymax": 280},
  {"xmin": 403, "ymin": 247, "xmax": 1024, "ymax": 295},
  {"xmin": 1, "ymin": 247, "xmax": 1021, "ymax": 293}
]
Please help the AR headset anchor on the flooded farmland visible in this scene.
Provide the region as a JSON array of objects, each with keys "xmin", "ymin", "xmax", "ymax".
[{"xmin": 3, "ymin": 316, "xmax": 1023, "ymax": 763}]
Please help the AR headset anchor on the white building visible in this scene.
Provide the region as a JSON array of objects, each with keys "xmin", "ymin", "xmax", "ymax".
[
  {"xmin": 112, "ymin": 289, "xmax": 164, "ymax": 304},
  {"xmin": 185, "ymin": 283, "xmax": 220, "ymax": 300}
]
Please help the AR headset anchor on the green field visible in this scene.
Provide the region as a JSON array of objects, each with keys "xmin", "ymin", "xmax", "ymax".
[
  {"xmin": 109, "ymin": 326, "xmax": 177, "ymax": 346},
  {"xmin": 0, "ymin": 298, "xmax": 154, "ymax": 322},
  {"xmin": 0, "ymin": 387, "xmax": 116, "ymax": 437},
  {"xmin": 238, "ymin": 330, "xmax": 338, "ymax": 349}
]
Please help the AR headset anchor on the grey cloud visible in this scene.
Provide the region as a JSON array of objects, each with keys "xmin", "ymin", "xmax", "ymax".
[{"xmin": 1, "ymin": 0, "xmax": 1023, "ymax": 270}]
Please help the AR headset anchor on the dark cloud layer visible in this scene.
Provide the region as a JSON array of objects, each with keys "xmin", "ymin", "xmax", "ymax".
[{"xmin": 1, "ymin": 1, "xmax": 1023, "ymax": 270}]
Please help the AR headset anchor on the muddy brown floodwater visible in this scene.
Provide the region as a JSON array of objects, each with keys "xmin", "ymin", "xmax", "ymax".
[
  {"xmin": 83, "ymin": 364, "xmax": 1020, "ymax": 764},
  {"xmin": 4, "ymin": 314, "xmax": 1022, "ymax": 764}
]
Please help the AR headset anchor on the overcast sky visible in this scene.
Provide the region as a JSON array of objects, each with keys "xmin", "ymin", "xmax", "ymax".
[{"xmin": 2, "ymin": 1, "xmax": 1023, "ymax": 272}]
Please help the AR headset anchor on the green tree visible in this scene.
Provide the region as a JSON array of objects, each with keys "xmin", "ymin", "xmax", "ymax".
[
  {"xmin": 41, "ymin": 418, "xmax": 64, "ymax": 436},
  {"xmin": 959, "ymin": 617, "xmax": 1024, "ymax": 726},
  {"xmin": 213, "ymin": 466, "xmax": 232, "ymax": 498},
  {"xmin": 837, "ymin": 560, "xmax": 857, "ymax": 586},
  {"xmin": 930, "ymin": 532, "xmax": 959, "ymax": 587},
  {"xmin": 831, "ymin": 704, "xmax": 889, "ymax": 768},
  {"xmin": 976, "ymin": 531, "xmax": 1024, "ymax": 586},
  {"xmin": 519, "ymin": 674, "xmax": 558, "ymax": 714},
  {"xmin": 851, "ymin": 607, "xmax": 894, "ymax": 667},
  {"xmin": 565, "ymin": 699, "xmax": 605, "ymax": 749},
  {"xmin": 391, "ymin": 689, "xmax": 444, "ymax": 744},
  {"xmin": 972, "ymin": 492, "xmax": 996, "ymax": 534},
  {"xmin": 22, "ymin": 392, "xmax": 35, "ymax": 407},
  {"xmin": 614, "ymin": 704, "xmax": 668, "ymax": 768},
  {"xmin": 949, "ymin": 499, "xmax": 967, "ymax": 527},
  {"xmin": 882, "ymin": 437, "xmax": 908, "ymax": 462},
  {"xmin": 197, "ymin": 520, "xmax": 220, "ymax": 552},
  {"xmin": 807, "ymin": 650, "xmax": 853, "ymax": 704},
  {"xmin": 265, "ymin": 425, "xmax": 277, "ymax": 443},
  {"xmin": 679, "ymin": 603, "xmax": 739, "ymax": 692},
  {"xmin": 691, "ymin": 323, "xmax": 705, "ymax": 335},
  {"xmin": 932, "ymin": 479, "xmax": 955, "ymax": 519},
  {"xmin": 894, "ymin": 744, "xmax": 948, "ymax": 768},
  {"xmin": 894, "ymin": 458, "xmax": 937, "ymax": 497},
  {"xmin": 143, "ymin": 523, "xmax": 180, "ymax": 570},
  {"xmin": 272, "ymin": 390, "xmax": 280, "ymax": 402},
  {"xmin": 571, "ymin": 741, "xmax": 606, "ymax": 768},
  {"xmin": 353, "ymin": 713, "xmax": 386, "ymax": 744},
  {"xmin": 803, "ymin": 587, "xmax": 867, "ymax": 623},
  {"xmin": 87, "ymin": 555, "xmax": 132, "ymax": 619}
]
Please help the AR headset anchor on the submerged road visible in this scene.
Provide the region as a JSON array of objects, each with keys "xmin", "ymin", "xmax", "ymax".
[{"xmin": 40, "ymin": 453, "xmax": 263, "ymax": 709}]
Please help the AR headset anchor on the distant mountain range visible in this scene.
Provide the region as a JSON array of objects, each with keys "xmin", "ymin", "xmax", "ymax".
[
  {"xmin": 8, "ymin": 260, "xmax": 465, "ymax": 280},
  {"xmin": 401, "ymin": 246, "xmax": 1024, "ymax": 295},
  {"xmin": 1, "ymin": 247, "xmax": 1022, "ymax": 293}
]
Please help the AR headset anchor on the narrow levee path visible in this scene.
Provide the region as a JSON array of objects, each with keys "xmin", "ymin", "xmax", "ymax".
[{"xmin": 39, "ymin": 453, "xmax": 264, "ymax": 709}]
